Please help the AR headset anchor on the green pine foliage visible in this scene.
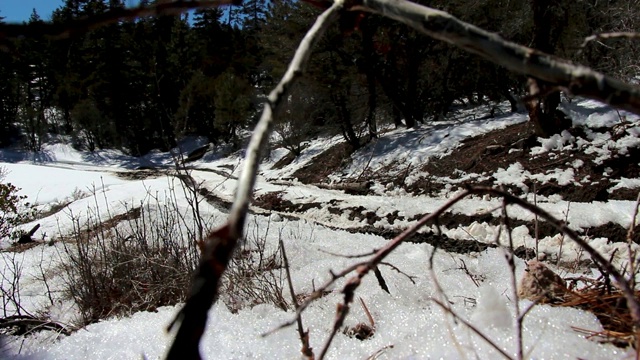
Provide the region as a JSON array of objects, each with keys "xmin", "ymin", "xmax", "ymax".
[
  {"xmin": 0, "ymin": 0, "xmax": 638, "ymax": 154},
  {"xmin": 213, "ymin": 69, "xmax": 254, "ymax": 147},
  {"xmin": 0, "ymin": 168, "xmax": 32, "ymax": 240}
]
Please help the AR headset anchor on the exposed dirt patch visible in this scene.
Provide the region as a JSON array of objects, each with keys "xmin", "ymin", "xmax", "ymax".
[
  {"xmin": 403, "ymin": 121, "xmax": 640, "ymax": 203},
  {"xmin": 411, "ymin": 211, "xmax": 639, "ymax": 244},
  {"xmin": 345, "ymin": 225, "xmax": 497, "ymax": 254},
  {"xmin": 292, "ymin": 142, "xmax": 355, "ymax": 184},
  {"xmin": 343, "ymin": 206, "xmax": 379, "ymax": 225},
  {"xmin": 3, "ymin": 241, "xmax": 44, "ymax": 253},
  {"xmin": 188, "ymin": 166, "xmax": 237, "ymax": 179},
  {"xmin": 253, "ymin": 191, "xmax": 322, "ymax": 213},
  {"xmin": 424, "ymin": 121, "xmax": 538, "ymax": 178},
  {"xmin": 198, "ymin": 187, "xmax": 232, "ymax": 212},
  {"xmin": 115, "ymin": 168, "xmax": 167, "ymax": 180},
  {"xmin": 101, "ymin": 207, "xmax": 141, "ymax": 229},
  {"xmin": 609, "ymin": 187, "xmax": 640, "ymax": 200},
  {"xmin": 271, "ymin": 151, "xmax": 296, "ymax": 170},
  {"xmin": 588, "ymin": 222, "xmax": 640, "ymax": 244}
]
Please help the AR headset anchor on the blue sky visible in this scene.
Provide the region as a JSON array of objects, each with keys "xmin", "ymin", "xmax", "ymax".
[
  {"xmin": 0, "ymin": 1, "xmax": 63, "ymax": 22},
  {"xmin": 0, "ymin": 1, "xmax": 143, "ymax": 23}
]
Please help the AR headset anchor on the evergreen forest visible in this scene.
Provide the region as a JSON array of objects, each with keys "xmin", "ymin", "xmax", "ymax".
[{"xmin": 0, "ymin": 0, "xmax": 638, "ymax": 156}]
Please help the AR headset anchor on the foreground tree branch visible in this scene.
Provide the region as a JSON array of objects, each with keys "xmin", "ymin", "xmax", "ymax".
[
  {"xmin": 353, "ymin": 0, "xmax": 640, "ymax": 115},
  {"xmin": 165, "ymin": 2, "xmax": 344, "ymax": 359}
]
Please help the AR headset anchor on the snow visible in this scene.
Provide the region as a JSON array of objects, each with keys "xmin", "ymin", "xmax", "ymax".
[
  {"xmin": 0, "ymin": 99, "xmax": 638, "ymax": 359},
  {"xmin": 530, "ymin": 130, "xmax": 575, "ymax": 155}
]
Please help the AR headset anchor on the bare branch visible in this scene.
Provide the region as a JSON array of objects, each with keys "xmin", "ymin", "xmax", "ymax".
[
  {"xmin": 500, "ymin": 198, "xmax": 523, "ymax": 360},
  {"xmin": 379, "ymin": 261, "xmax": 417, "ymax": 284},
  {"xmin": 581, "ymin": 32, "xmax": 640, "ymax": 49},
  {"xmin": 431, "ymin": 298, "xmax": 515, "ymax": 360},
  {"xmin": 228, "ymin": 0, "xmax": 344, "ymax": 240},
  {"xmin": 280, "ymin": 237, "xmax": 314, "ymax": 359},
  {"xmin": 165, "ymin": 3, "xmax": 343, "ymax": 359},
  {"xmin": 354, "ymin": 0, "xmax": 640, "ymax": 115}
]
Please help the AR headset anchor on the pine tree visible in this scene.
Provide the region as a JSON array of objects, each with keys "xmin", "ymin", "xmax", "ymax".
[
  {"xmin": 0, "ymin": 12, "xmax": 19, "ymax": 146},
  {"xmin": 14, "ymin": 10, "xmax": 55, "ymax": 151},
  {"xmin": 241, "ymin": 0, "xmax": 268, "ymax": 32},
  {"xmin": 212, "ymin": 69, "xmax": 253, "ymax": 147}
]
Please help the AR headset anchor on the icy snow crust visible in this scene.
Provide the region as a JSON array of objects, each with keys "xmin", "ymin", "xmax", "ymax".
[{"xmin": 0, "ymin": 100, "xmax": 637, "ymax": 359}]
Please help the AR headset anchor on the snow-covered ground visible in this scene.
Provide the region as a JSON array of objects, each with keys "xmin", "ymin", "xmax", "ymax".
[{"xmin": 1, "ymin": 100, "xmax": 639, "ymax": 359}]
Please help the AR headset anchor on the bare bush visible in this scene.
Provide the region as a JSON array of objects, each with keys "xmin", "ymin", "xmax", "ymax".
[
  {"xmin": 220, "ymin": 218, "xmax": 288, "ymax": 313},
  {"xmin": 0, "ymin": 252, "xmax": 29, "ymax": 318},
  {"xmin": 60, "ymin": 184, "xmax": 203, "ymax": 326}
]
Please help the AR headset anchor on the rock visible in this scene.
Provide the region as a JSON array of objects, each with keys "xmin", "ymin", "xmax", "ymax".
[{"xmin": 518, "ymin": 260, "xmax": 567, "ymax": 303}]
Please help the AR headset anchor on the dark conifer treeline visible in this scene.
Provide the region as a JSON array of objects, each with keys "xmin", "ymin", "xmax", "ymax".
[{"xmin": 0, "ymin": 0, "xmax": 638, "ymax": 155}]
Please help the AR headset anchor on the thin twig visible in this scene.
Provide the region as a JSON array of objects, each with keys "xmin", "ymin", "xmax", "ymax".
[
  {"xmin": 318, "ymin": 248, "xmax": 378, "ymax": 258},
  {"xmin": 379, "ymin": 261, "xmax": 417, "ymax": 284},
  {"xmin": 580, "ymin": 32, "xmax": 640, "ymax": 50},
  {"xmin": 431, "ymin": 298, "xmax": 515, "ymax": 360},
  {"xmin": 280, "ymin": 237, "xmax": 314, "ymax": 359},
  {"xmin": 626, "ymin": 191, "xmax": 640, "ymax": 290},
  {"xmin": 500, "ymin": 198, "xmax": 523, "ymax": 360},
  {"xmin": 359, "ymin": 297, "xmax": 375, "ymax": 329}
]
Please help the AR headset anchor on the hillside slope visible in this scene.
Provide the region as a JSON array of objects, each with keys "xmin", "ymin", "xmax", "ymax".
[{"xmin": 0, "ymin": 99, "xmax": 639, "ymax": 359}]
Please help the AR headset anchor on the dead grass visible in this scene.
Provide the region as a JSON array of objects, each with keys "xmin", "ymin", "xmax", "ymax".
[
  {"xmin": 561, "ymin": 283, "xmax": 640, "ymax": 347},
  {"xmin": 59, "ymin": 191, "xmax": 201, "ymax": 326}
]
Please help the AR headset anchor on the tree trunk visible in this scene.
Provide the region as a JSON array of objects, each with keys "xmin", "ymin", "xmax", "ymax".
[
  {"xmin": 500, "ymin": 89, "xmax": 518, "ymax": 113},
  {"xmin": 333, "ymin": 91, "xmax": 360, "ymax": 149},
  {"xmin": 526, "ymin": 0, "xmax": 570, "ymax": 137},
  {"xmin": 361, "ymin": 18, "xmax": 378, "ymax": 139}
]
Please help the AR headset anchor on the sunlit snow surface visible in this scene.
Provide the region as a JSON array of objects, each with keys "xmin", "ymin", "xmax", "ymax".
[{"xmin": 0, "ymin": 100, "xmax": 638, "ymax": 359}]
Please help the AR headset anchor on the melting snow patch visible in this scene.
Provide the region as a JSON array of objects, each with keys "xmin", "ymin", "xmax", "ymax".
[
  {"xmin": 493, "ymin": 163, "xmax": 577, "ymax": 191},
  {"xmin": 571, "ymin": 159, "xmax": 584, "ymax": 168},
  {"xmin": 531, "ymin": 130, "xmax": 575, "ymax": 155},
  {"xmin": 609, "ymin": 178, "xmax": 640, "ymax": 193}
]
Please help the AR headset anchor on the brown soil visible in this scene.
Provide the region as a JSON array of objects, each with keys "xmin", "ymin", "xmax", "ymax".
[
  {"xmin": 345, "ymin": 225, "xmax": 497, "ymax": 254},
  {"xmin": 115, "ymin": 168, "xmax": 166, "ymax": 180},
  {"xmin": 292, "ymin": 142, "xmax": 355, "ymax": 184},
  {"xmin": 412, "ymin": 121, "xmax": 640, "ymax": 202},
  {"xmin": 253, "ymin": 191, "xmax": 322, "ymax": 213},
  {"xmin": 271, "ymin": 151, "xmax": 296, "ymax": 170}
]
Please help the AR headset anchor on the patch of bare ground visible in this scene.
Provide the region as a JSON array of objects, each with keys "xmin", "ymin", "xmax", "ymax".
[
  {"xmin": 406, "ymin": 212, "xmax": 640, "ymax": 244},
  {"xmin": 43, "ymin": 206, "xmax": 142, "ymax": 247},
  {"xmin": 403, "ymin": 121, "xmax": 640, "ymax": 202},
  {"xmin": 197, "ymin": 187, "xmax": 232, "ymax": 212},
  {"xmin": 271, "ymin": 150, "xmax": 296, "ymax": 170},
  {"xmin": 345, "ymin": 225, "xmax": 497, "ymax": 254},
  {"xmin": 253, "ymin": 191, "xmax": 322, "ymax": 213},
  {"xmin": 3, "ymin": 241, "xmax": 43, "ymax": 253},
  {"xmin": 115, "ymin": 168, "xmax": 167, "ymax": 180},
  {"xmin": 292, "ymin": 142, "xmax": 355, "ymax": 184}
]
